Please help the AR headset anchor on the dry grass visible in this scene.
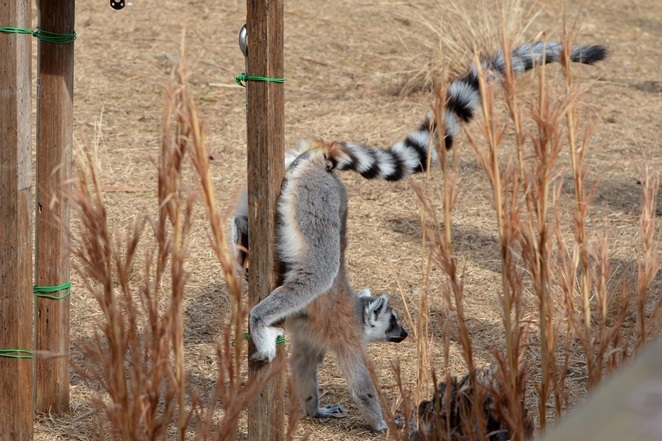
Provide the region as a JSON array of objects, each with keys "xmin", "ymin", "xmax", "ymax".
[
  {"xmin": 30, "ymin": 0, "xmax": 661, "ymax": 439},
  {"xmin": 382, "ymin": 0, "xmax": 542, "ymax": 95},
  {"xmin": 66, "ymin": 45, "xmax": 283, "ymax": 440},
  {"xmin": 399, "ymin": 16, "xmax": 661, "ymax": 441}
]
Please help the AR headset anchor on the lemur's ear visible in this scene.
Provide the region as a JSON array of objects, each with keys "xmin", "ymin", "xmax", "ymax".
[
  {"xmin": 367, "ymin": 295, "xmax": 388, "ymax": 316},
  {"xmin": 357, "ymin": 288, "xmax": 372, "ymax": 298}
]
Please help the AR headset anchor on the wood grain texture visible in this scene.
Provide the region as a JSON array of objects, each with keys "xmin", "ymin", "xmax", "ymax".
[
  {"xmin": 541, "ymin": 340, "xmax": 662, "ymax": 441},
  {"xmin": 245, "ymin": 0, "xmax": 286, "ymax": 439},
  {"xmin": 0, "ymin": 0, "xmax": 34, "ymax": 439},
  {"xmin": 34, "ymin": 0, "xmax": 74, "ymax": 414}
]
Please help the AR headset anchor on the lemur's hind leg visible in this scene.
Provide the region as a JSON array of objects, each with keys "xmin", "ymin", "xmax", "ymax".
[
  {"xmin": 290, "ymin": 337, "xmax": 347, "ymax": 419},
  {"xmin": 336, "ymin": 347, "xmax": 387, "ymax": 432}
]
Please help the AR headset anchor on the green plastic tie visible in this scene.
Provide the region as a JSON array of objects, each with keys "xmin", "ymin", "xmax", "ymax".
[
  {"xmin": 0, "ymin": 26, "xmax": 76, "ymax": 44},
  {"xmin": 0, "ymin": 349, "xmax": 33, "ymax": 359},
  {"xmin": 234, "ymin": 72, "xmax": 284, "ymax": 87},
  {"xmin": 244, "ymin": 332, "xmax": 286, "ymax": 344},
  {"xmin": 34, "ymin": 281, "xmax": 71, "ymax": 300}
]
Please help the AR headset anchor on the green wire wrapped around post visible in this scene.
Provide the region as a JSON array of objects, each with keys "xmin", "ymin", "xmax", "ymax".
[
  {"xmin": 234, "ymin": 72, "xmax": 285, "ymax": 87},
  {"xmin": 0, "ymin": 26, "xmax": 76, "ymax": 44},
  {"xmin": 34, "ymin": 281, "xmax": 72, "ymax": 300},
  {"xmin": 0, "ymin": 349, "xmax": 33, "ymax": 359}
]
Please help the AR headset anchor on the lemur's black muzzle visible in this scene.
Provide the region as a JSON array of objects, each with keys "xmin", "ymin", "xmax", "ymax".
[{"xmin": 388, "ymin": 327, "xmax": 408, "ymax": 343}]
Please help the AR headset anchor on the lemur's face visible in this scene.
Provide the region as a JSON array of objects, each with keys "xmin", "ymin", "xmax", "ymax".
[{"xmin": 359, "ymin": 290, "xmax": 408, "ymax": 344}]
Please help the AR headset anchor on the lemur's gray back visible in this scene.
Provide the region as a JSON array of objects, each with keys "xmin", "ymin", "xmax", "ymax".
[
  {"xmin": 247, "ymin": 147, "xmax": 352, "ymax": 362},
  {"xmin": 277, "ymin": 149, "xmax": 348, "ymax": 288}
]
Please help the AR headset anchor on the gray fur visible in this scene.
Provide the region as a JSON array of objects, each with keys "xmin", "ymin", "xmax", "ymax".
[{"xmin": 249, "ymin": 158, "xmax": 344, "ymax": 362}]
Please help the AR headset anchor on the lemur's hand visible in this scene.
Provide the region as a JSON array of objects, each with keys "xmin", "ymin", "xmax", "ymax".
[{"xmin": 250, "ymin": 324, "xmax": 284, "ymax": 362}]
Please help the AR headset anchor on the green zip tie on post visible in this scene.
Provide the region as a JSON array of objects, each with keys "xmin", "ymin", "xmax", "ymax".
[
  {"xmin": 234, "ymin": 72, "xmax": 284, "ymax": 87},
  {"xmin": 0, "ymin": 26, "xmax": 76, "ymax": 44},
  {"xmin": 0, "ymin": 349, "xmax": 33, "ymax": 359},
  {"xmin": 244, "ymin": 332, "xmax": 286, "ymax": 344},
  {"xmin": 34, "ymin": 281, "xmax": 71, "ymax": 300}
]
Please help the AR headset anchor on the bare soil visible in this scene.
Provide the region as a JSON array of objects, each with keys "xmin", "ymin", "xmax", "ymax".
[{"xmin": 32, "ymin": 0, "xmax": 660, "ymax": 439}]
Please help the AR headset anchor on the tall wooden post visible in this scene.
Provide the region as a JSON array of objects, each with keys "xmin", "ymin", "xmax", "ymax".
[
  {"xmin": 246, "ymin": 0, "xmax": 286, "ymax": 439},
  {"xmin": 0, "ymin": 0, "xmax": 34, "ymax": 439},
  {"xmin": 34, "ymin": 0, "xmax": 74, "ymax": 413}
]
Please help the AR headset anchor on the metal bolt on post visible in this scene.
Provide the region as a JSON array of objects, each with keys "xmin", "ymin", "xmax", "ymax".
[{"xmin": 239, "ymin": 24, "xmax": 248, "ymax": 113}]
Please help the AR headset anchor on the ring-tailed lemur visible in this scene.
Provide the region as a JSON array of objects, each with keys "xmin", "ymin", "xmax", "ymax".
[
  {"xmin": 236, "ymin": 41, "xmax": 606, "ymax": 431},
  {"xmin": 245, "ymin": 141, "xmax": 408, "ymax": 430}
]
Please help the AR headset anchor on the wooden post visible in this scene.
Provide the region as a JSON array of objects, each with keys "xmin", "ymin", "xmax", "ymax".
[
  {"xmin": 34, "ymin": 0, "xmax": 74, "ymax": 413},
  {"xmin": 245, "ymin": 0, "xmax": 286, "ymax": 439},
  {"xmin": 0, "ymin": 0, "xmax": 34, "ymax": 438}
]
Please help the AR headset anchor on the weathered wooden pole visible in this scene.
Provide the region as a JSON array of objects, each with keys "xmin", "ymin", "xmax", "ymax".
[
  {"xmin": 0, "ymin": 0, "xmax": 34, "ymax": 438},
  {"xmin": 245, "ymin": 0, "xmax": 286, "ymax": 439},
  {"xmin": 34, "ymin": 0, "xmax": 75, "ymax": 413}
]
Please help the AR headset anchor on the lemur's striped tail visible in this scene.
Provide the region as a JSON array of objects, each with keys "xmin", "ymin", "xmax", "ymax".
[
  {"xmin": 292, "ymin": 42, "xmax": 606, "ymax": 181},
  {"xmin": 440, "ymin": 42, "xmax": 607, "ymax": 150}
]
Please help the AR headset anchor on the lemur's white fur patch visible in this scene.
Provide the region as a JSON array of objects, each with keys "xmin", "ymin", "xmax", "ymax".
[
  {"xmin": 278, "ymin": 164, "xmax": 308, "ymax": 264},
  {"xmin": 251, "ymin": 325, "xmax": 284, "ymax": 362},
  {"xmin": 357, "ymin": 288, "xmax": 371, "ymax": 297},
  {"xmin": 442, "ymin": 109, "xmax": 460, "ymax": 137}
]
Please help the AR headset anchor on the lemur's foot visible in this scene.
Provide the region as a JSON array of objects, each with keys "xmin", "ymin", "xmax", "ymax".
[
  {"xmin": 314, "ymin": 404, "xmax": 347, "ymax": 419},
  {"xmin": 250, "ymin": 325, "xmax": 284, "ymax": 362}
]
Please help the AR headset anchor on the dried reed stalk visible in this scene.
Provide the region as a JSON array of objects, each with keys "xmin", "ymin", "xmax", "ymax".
[
  {"xmin": 404, "ymin": 10, "xmax": 658, "ymax": 440},
  {"xmin": 635, "ymin": 164, "xmax": 661, "ymax": 348},
  {"xmin": 70, "ymin": 42, "xmax": 282, "ymax": 440},
  {"xmin": 463, "ymin": 41, "xmax": 533, "ymax": 440}
]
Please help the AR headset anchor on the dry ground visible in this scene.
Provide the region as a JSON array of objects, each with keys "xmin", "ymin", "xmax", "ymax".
[{"xmin": 31, "ymin": 0, "xmax": 660, "ymax": 439}]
